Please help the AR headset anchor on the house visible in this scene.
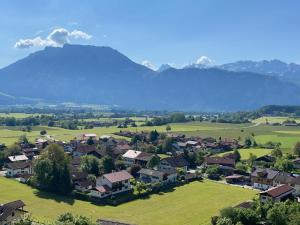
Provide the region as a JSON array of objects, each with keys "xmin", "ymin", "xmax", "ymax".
[
  {"xmin": 259, "ymin": 184, "xmax": 295, "ymax": 203},
  {"xmin": 5, "ymin": 162, "xmax": 33, "ymax": 177},
  {"xmin": 90, "ymin": 170, "xmax": 133, "ymax": 199},
  {"xmin": 254, "ymin": 155, "xmax": 276, "ymax": 165},
  {"xmin": 134, "ymin": 152, "xmax": 158, "ymax": 168},
  {"xmin": 138, "ymin": 168, "xmax": 177, "ymax": 184},
  {"xmin": 97, "ymin": 219, "xmax": 136, "ymax": 225},
  {"xmin": 78, "ymin": 133, "xmax": 97, "ymax": 141},
  {"xmin": 74, "ymin": 180, "xmax": 93, "ymax": 192},
  {"xmin": 225, "ymin": 174, "xmax": 248, "ymax": 184},
  {"xmin": 274, "ymin": 172, "xmax": 300, "ymax": 194},
  {"xmin": 292, "ymin": 158, "xmax": 300, "ymax": 169},
  {"xmin": 7, "ymin": 155, "xmax": 28, "ymax": 163},
  {"xmin": 203, "ymin": 157, "xmax": 235, "ymax": 168},
  {"xmin": 73, "ymin": 145, "xmax": 103, "ymax": 158},
  {"xmin": 122, "ymin": 150, "xmax": 141, "ymax": 166},
  {"xmin": 22, "ymin": 148, "xmax": 40, "ymax": 160},
  {"xmin": 0, "ymin": 200, "xmax": 26, "ymax": 225},
  {"xmin": 158, "ymin": 154, "xmax": 190, "ymax": 172},
  {"xmin": 251, "ymin": 168, "xmax": 279, "ymax": 190}
]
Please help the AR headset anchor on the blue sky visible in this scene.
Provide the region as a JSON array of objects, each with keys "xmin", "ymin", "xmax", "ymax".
[{"xmin": 1, "ymin": 0, "xmax": 300, "ymax": 69}]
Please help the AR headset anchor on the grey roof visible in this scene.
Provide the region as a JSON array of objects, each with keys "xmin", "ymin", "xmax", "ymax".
[
  {"xmin": 251, "ymin": 168, "xmax": 279, "ymax": 180},
  {"xmin": 138, "ymin": 168, "xmax": 164, "ymax": 178},
  {"xmin": 0, "ymin": 200, "xmax": 25, "ymax": 221},
  {"xmin": 6, "ymin": 161, "xmax": 32, "ymax": 170}
]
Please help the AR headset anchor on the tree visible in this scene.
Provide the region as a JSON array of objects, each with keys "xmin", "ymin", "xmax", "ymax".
[
  {"xmin": 161, "ymin": 137, "xmax": 173, "ymax": 153},
  {"xmin": 149, "ymin": 130, "xmax": 159, "ymax": 142},
  {"xmin": 33, "ymin": 144, "xmax": 72, "ymax": 194},
  {"xmin": 233, "ymin": 149, "xmax": 241, "ymax": 162},
  {"xmin": 135, "ymin": 181, "xmax": 147, "ymax": 196},
  {"xmin": 267, "ymin": 203, "xmax": 289, "ymax": 225},
  {"xmin": 147, "ymin": 155, "xmax": 160, "ymax": 168},
  {"xmin": 128, "ymin": 164, "xmax": 141, "ymax": 177},
  {"xmin": 271, "ymin": 148, "xmax": 283, "ymax": 158},
  {"xmin": 247, "ymin": 153, "xmax": 257, "ymax": 168},
  {"xmin": 235, "ymin": 162, "xmax": 247, "ymax": 173},
  {"xmin": 6, "ymin": 144, "xmax": 22, "ymax": 156},
  {"xmin": 244, "ymin": 137, "xmax": 252, "ymax": 148},
  {"xmin": 86, "ymin": 137, "xmax": 94, "ymax": 145},
  {"xmin": 206, "ymin": 165, "xmax": 220, "ymax": 180},
  {"xmin": 13, "ymin": 215, "xmax": 34, "ymax": 225},
  {"xmin": 80, "ymin": 155, "xmax": 100, "ymax": 176},
  {"xmin": 274, "ymin": 157, "xmax": 293, "ymax": 172},
  {"xmin": 100, "ymin": 156, "xmax": 114, "ymax": 174},
  {"xmin": 40, "ymin": 130, "xmax": 47, "ymax": 135},
  {"xmin": 166, "ymin": 125, "xmax": 171, "ymax": 132},
  {"xmin": 293, "ymin": 142, "xmax": 300, "ymax": 156},
  {"xmin": 216, "ymin": 218, "xmax": 233, "ymax": 225},
  {"xmin": 170, "ymin": 113, "xmax": 186, "ymax": 123},
  {"xmin": 55, "ymin": 213, "xmax": 96, "ymax": 225},
  {"xmin": 18, "ymin": 134, "xmax": 29, "ymax": 144}
]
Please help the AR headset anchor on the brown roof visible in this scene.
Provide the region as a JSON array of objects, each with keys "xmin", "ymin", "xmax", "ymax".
[
  {"xmin": 0, "ymin": 200, "xmax": 25, "ymax": 221},
  {"xmin": 103, "ymin": 170, "xmax": 133, "ymax": 183},
  {"xmin": 6, "ymin": 161, "xmax": 32, "ymax": 170},
  {"xmin": 261, "ymin": 184, "xmax": 295, "ymax": 198},
  {"xmin": 162, "ymin": 154, "xmax": 190, "ymax": 168},
  {"xmin": 76, "ymin": 145, "xmax": 97, "ymax": 153},
  {"xmin": 135, "ymin": 152, "xmax": 156, "ymax": 162},
  {"xmin": 94, "ymin": 185, "xmax": 111, "ymax": 193},
  {"xmin": 204, "ymin": 157, "xmax": 235, "ymax": 167}
]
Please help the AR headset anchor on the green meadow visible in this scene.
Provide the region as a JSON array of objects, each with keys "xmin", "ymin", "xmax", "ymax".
[
  {"xmin": 0, "ymin": 177, "xmax": 256, "ymax": 225},
  {"xmin": 218, "ymin": 148, "xmax": 272, "ymax": 160},
  {"xmin": 0, "ymin": 120, "xmax": 299, "ymax": 153}
]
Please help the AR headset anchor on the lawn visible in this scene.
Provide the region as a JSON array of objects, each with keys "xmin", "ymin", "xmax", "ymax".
[
  {"xmin": 1, "ymin": 121, "xmax": 300, "ymax": 154},
  {"xmin": 218, "ymin": 148, "xmax": 272, "ymax": 160},
  {"xmin": 252, "ymin": 116, "xmax": 300, "ymax": 124},
  {"xmin": 0, "ymin": 113, "xmax": 47, "ymax": 118},
  {"xmin": 0, "ymin": 177, "xmax": 256, "ymax": 225}
]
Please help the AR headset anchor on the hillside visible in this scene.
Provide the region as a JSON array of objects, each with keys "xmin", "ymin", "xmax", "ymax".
[{"xmin": 0, "ymin": 45, "xmax": 300, "ymax": 111}]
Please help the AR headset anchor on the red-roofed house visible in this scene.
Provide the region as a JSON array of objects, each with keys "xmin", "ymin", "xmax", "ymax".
[
  {"xmin": 90, "ymin": 170, "xmax": 133, "ymax": 198},
  {"xmin": 259, "ymin": 184, "xmax": 295, "ymax": 203}
]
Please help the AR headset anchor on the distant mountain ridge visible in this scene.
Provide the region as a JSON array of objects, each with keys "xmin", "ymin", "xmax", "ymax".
[
  {"xmin": 0, "ymin": 44, "xmax": 300, "ymax": 111},
  {"xmin": 219, "ymin": 59, "xmax": 300, "ymax": 85}
]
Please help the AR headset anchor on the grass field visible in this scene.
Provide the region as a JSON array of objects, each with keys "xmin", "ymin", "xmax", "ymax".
[
  {"xmin": 0, "ymin": 113, "xmax": 47, "ymax": 118},
  {"xmin": 252, "ymin": 116, "xmax": 300, "ymax": 124},
  {"xmin": 0, "ymin": 177, "xmax": 256, "ymax": 225},
  {"xmin": 0, "ymin": 121, "xmax": 300, "ymax": 154},
  {"xmin": 218, "ymin": 148, "xmax": 272, "ymax": 160}
]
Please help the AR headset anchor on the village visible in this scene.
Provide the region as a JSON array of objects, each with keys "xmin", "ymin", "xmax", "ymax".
[{"xmin": 1, "ymin": 127, "xmax": 300, "ymax": 224}]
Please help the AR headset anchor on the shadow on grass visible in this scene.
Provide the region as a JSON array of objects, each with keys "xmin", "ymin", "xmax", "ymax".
[{"xmin": 33, "ymin": 189, "xmax": 75, "ymax": 205}]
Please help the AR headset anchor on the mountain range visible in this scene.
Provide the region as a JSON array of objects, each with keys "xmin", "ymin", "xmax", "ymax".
[{"xmin": 0, "ymin": 44, "xmax": 300, "ymax": 111}]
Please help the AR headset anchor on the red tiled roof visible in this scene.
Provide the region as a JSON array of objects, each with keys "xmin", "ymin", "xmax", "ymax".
[
  {"xmin": 94, "ymin": 185, "xmax": 111, "ymax": 193},
  {"xmin": 261, "ymin": 184, "xmax": 294, "ymax": 198},
  {"xmin": 103, "ymin": 170, "xmax": 133, "ymax": 183}
]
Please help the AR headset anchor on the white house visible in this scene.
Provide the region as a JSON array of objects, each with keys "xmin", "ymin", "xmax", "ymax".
[
  {"xmin": 5, "ymin": 162, "xmax": 33, "ymax": 177},
  {"xmin": 138, "ymin": 168, "xmax": 177, "ymax": 185},
  {"xmin": 122, "ymin": 150, "xmax": 141, "ymax": 166},
  {"xmin": 90, "ymin": 170, "xmax": 133, "ymax": 199}
]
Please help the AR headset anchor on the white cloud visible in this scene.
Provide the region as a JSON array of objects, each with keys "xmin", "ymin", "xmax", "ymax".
[
  {"xmin": 195, "ymin": 56, "xmax": 215, "ymax": 66},
  {"xmin": 142, "ymin": 60, "xmax": 156, "ymax": 70},
  {"xmin": 14, "ymin": 28, "xmax": 92, "ymax": 49},
  {"xmin": 69, "ymin": 30, "xmax": 92, "ymax": 39},
  {"xmin": 14, "ymin": 37, "xmax": 47, "ymax": 49}
]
